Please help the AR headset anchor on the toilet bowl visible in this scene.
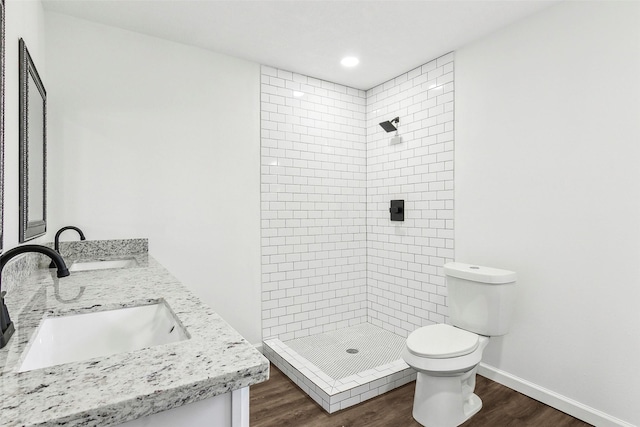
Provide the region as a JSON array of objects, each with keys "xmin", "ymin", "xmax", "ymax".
[
  {"xmin": 402, "ymin": 324, "xmax": 489, "ymax": 427},
  {"xmin": 402, "ymin": 262, "xmax": 517, "ymax": 427}
]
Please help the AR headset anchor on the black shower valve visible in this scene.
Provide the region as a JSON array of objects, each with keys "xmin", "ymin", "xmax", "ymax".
[{"xmin": 390, "ymin": 200, "xmax": 404, "ymax": 221}]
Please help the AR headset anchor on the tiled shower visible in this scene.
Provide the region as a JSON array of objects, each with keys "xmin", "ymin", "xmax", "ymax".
[{"xmin": 261, "ymin": 53, "xmax": 455, "ymax": 412}]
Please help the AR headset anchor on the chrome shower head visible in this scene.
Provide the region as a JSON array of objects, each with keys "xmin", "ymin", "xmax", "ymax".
[{"xmin": 379, "ymin": 117, "xmax": 399, "ymax": 132}]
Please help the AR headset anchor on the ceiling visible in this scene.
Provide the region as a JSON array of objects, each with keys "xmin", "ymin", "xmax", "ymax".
[{"xmin": 42, "ymin": 0, "xmax": 557, "ymax": 90}]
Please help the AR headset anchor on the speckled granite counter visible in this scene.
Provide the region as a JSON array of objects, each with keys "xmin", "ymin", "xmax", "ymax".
[{"xmin": 0, "ymin": 239, "xmax": 269, "ymax": 426}]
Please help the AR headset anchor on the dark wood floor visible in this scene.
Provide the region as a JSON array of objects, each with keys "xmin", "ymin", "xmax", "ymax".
[{"xmin": 250, "ymin": 364, "xmax": 592, "ymax": 427}]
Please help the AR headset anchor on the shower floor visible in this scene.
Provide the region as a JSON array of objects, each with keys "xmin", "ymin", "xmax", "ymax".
[
  {"xmin": 262, "ymin": 323, "xmax": 415, "ymax": 413},
  {"xmin": 285, "ymin": 323, "xmax": 406, "ymax": 380}
]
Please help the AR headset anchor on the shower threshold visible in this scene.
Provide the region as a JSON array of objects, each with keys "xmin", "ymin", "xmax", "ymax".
[{"xmin": 262, "ymin": 323, "xmax": 415, "ymax": 413}]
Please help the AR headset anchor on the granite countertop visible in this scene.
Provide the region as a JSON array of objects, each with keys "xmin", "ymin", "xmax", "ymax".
[{"xmin": 0, "ymin": 240, "xmax": 269, "ymax": 426}]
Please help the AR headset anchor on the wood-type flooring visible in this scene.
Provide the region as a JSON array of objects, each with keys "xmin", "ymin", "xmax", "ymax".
[{"xmin": 250, "ymin": 364, "xmax": 593, "ymax": 427}]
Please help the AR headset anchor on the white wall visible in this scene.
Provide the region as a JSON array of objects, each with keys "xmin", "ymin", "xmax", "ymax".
[
  {"xmin": 45, "ymin": 12, "xmax": 263, "ymax": 344},
  {"xmin": 455, "ymin": 2, "xmax": 640, "ymax": 425},
  {"xmin": 3, "ymin": 0, "xmax": 47, "ymax": 250}
]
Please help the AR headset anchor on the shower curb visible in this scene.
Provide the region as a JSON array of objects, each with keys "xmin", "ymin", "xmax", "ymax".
[{"xmin": 263, "ymin": 338, "xmax": 415, "ymax": 413}]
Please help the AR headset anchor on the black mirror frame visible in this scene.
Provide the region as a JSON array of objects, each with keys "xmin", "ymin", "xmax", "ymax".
[
  {"xmin": 18, "ymin": 38, "xmax": 47, "ymax": 242},
  {"xmin": 0, "ymin": 0, "xmax": 5, "ymax": 252}
]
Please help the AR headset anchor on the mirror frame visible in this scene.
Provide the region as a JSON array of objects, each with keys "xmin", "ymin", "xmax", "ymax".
[
  {"xmin": 18, "ymin": 38, "xmax": 47, "ymax": 242},
  {"xmin": 0, "ymin": 0, "xmax": 5, "ymax": 251}
]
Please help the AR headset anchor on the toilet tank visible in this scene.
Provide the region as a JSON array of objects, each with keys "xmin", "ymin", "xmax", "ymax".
[{"xmin": 444, "ymin": 262, "xmax": 517, "ymax": 336}]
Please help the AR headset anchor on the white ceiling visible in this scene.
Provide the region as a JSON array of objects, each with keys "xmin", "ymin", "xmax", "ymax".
[{"xmin": 42, "ymin": 0, "xmax": 558, "ymax": 90}]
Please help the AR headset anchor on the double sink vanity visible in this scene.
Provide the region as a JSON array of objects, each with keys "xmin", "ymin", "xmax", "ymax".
[
  {"xmin": 0, "ymin": 238, "xmax": 269, "ymax": 427},
  {"xmin": 0, "ymin": 9, "xmax": 267, "ymax": 427}
]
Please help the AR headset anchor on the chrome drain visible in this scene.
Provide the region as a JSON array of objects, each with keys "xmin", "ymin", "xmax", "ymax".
[{"xmin": 346, "ymin": 348, "xmax": 359, "ymax": 354}]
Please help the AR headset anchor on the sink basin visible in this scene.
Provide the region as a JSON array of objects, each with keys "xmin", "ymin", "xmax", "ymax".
[
  {"xmin": 18, "ymin": 301, "xmax": 188, "ymax": 372},
  {"xmin": 69, "ymin": 258, "xmax": 138, "ymax": 272}
]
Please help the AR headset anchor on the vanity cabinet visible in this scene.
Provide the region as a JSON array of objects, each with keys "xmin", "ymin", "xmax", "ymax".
[
  {"xmin": 120, "ymin": 388, "xmax": 249, "ymax": 427},
  {"xmin": 0, "ymin": 240, "xmax": 267, "ymax": 427}
]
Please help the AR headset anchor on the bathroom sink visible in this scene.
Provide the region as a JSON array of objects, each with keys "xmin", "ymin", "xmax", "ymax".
[
  {"xmin": 69, "ymin": 258, "xmax": 138, "ymax": 272},
  {"xmin": 18, "ymin": 301, "xmax": 188, "ymax": 372}
]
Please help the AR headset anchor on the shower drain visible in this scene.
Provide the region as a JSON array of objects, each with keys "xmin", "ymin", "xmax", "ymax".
[{"xmin": 346, "ymin": 348, "xmax": 359, "ymax": 354}]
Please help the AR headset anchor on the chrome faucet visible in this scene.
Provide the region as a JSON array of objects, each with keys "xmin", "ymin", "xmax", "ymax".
[
  {"xmin": 0, "ymin": 245, "xmax": 70, "ymax": 349},
  {"xmin": 49, "ymin": 226, "xmax": 86, "ymax": 269}
]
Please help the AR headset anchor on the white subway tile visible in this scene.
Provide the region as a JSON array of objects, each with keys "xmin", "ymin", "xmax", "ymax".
[{"xmin": 261, "ymin": 55, "xmax": 454, "ymax": 341}]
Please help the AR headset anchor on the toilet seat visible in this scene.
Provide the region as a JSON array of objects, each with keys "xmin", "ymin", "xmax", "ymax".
[
  {"xmin": 406, "ymin": 324, "xmax": 479, "ymax": 358},
  {"xmin": 402, "ymin": 324, "xmax": 489, "ymax": 376}
]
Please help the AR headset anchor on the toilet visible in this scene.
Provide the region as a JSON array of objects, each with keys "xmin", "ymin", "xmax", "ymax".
[{"xmin": 402, "ymin": 262, "xmax": 517, "ymax": 427}]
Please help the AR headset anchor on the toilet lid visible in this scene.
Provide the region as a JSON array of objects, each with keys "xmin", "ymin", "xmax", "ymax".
[{"xmin": 406, "ymin": 324, "xmax": 479, "ymax": 358}]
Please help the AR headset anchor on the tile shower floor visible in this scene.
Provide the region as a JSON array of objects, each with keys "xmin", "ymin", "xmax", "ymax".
[
  {"xmin": 285, "ymin": 323, "xmax": 406, "ymax": 380},
  {"xmin": 263, "ymin": 323, "xmax": 416, "ymax": 413}
]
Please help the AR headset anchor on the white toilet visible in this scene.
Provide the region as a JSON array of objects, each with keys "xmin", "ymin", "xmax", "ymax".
[{"xmin": 401, "ymin": 262, "xmax": 517, "ymax": 427}]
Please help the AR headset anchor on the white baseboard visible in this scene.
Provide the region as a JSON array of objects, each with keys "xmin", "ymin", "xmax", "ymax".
[{"xmin": 478, "ymin": 363, "xmax": 635, "ymax": 427}]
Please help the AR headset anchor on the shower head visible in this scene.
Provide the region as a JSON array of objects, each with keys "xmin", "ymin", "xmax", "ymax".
[{"xmin": 379, "ymin": 117, "xmax": 399, "ymax": 133}]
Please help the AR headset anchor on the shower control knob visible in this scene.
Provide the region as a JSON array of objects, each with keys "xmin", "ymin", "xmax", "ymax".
[{"xmin": 390, "ymin": 200, "xmax": 404, "ymax": 221}]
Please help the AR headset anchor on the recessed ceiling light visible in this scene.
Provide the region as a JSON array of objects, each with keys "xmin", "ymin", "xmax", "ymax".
[{"xmin": 340, "ymin": 56, "xmax": 359, "ymax": 68}]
